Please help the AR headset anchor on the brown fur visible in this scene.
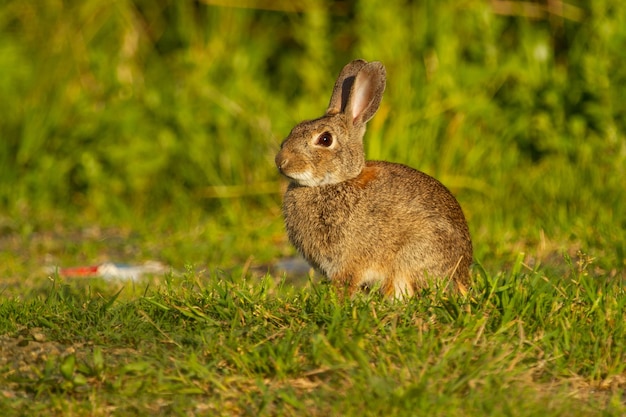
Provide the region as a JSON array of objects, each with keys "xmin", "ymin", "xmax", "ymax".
[
  {"xmin": 352, "ymin": 165, "xmax": 380, "ymax": 188},
  {"xmin": 275, "ymin": 60, "xmax": 472, "ymax": 298}
]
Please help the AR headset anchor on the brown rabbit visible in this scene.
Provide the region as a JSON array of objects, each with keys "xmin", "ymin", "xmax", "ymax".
[{"xmin": 275, "ymin": 59, "xmax": 472, "ymax": 298}]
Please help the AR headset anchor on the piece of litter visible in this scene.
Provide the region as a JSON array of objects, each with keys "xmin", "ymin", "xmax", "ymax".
[{"xmin": 49, "ymin": 261, "xmax": 168, "ymax": 282}]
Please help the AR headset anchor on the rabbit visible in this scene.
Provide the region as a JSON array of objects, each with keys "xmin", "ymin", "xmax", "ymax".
[{"xmin": 275, "ymin": 59, "xmax": 472, "ymax": 298}]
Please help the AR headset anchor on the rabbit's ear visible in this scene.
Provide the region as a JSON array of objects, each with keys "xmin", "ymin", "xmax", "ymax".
[
  {"xmin": 346, "ymin": 62, "xmax": 386, "ymax": 126},
  {"xmin": 326, "ymin": 59, "xmax": 368, "ymax": 115}
]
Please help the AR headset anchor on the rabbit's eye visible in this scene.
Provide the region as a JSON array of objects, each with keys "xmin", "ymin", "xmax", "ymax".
[{"xmin": 315, "ymin": 132, "xmax": 333, "ymax": 147}]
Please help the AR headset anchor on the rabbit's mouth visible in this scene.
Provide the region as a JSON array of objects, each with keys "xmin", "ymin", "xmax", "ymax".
[
  {"xmin": 281, "ymin": 169, "xmax": 319, "ymax": 187},
  {"xmin": 281, "ymin": 169, "xmax": 342, "ymax": 187}
]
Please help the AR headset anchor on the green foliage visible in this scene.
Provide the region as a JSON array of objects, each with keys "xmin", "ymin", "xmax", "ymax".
[{"xmin": 0, "ymin": 0, "xmax": 624, "ymax": 272}]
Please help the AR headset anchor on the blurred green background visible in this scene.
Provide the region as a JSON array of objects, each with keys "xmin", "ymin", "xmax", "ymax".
[{"xmin": 0, "ymin": 0, "xmax": 624, "ymax": 276}]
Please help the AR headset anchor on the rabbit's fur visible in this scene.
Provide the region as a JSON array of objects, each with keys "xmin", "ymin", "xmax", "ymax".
[{"xmin": 275, "ymin": 59, "xmax": 472, "ymax": 297}]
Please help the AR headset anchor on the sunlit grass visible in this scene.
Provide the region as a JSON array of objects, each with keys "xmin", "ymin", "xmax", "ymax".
[{"xmin": 0, "ymin": 262, "xmax": 624, "ymax": 416}]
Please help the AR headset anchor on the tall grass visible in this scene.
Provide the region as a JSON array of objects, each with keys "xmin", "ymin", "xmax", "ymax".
[{"xmin": 0, "ymin": 0, "xmax": 624, "ymax": 271}]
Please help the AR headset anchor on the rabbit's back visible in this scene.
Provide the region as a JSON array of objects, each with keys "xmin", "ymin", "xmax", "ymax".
[{"xmin": 283, "ymin": 160, "xmax": 472, "ymax": 296}]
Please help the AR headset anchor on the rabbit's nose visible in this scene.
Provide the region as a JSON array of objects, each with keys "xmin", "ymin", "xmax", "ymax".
[{"xmin": 275, "ymin": 154, "xmax": 289, "ymax": 172}]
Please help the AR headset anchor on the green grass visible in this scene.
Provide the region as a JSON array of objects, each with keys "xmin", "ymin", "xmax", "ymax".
[
  {"xmin": 0, "ymin": 260, "xmax": 624, "ymax": 416},
  {"xmin": 1, "ymin": 0, "xmax": 625, "ymax": 415}
]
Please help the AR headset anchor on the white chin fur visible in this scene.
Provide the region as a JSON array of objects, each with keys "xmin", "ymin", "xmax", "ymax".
[{"xmin": 288, "ymin": 170, "xmax": 340, "ymax": 187}]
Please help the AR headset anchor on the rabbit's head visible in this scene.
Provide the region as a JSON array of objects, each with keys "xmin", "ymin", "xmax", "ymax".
[{"xmin": 276, "ymin": 60, "xmax": 386, "ymax": 187}]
